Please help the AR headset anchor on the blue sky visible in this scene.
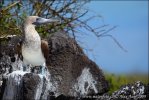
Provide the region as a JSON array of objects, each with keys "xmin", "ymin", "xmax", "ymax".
[{"xmin": 78, "ymin": 1, "xmax": 148, "ymax": 74}]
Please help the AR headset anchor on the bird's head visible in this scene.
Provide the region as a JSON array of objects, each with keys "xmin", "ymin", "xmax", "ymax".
[{"xmin": 24, "ymin": 16, "xmax": 59, "ymax": 26}]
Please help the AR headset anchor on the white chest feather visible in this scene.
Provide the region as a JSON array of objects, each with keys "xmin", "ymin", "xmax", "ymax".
[{"xmin": 22, "ymin": 46, "xmax": 45, "ymax": 66}]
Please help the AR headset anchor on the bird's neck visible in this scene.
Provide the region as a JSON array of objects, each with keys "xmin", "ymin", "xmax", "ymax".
[
  {"xmin": 23, "ymin": 24, "xmax": 41, "ymax": 48},
  {"xmin": 24, "ymin": 24, "xmax": 40, "ymax": 40}
]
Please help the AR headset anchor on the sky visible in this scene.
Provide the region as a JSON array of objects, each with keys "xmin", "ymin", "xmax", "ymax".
[{"xmin": 78, "ymin": 0, "xmax": 148, "ymax": 74}]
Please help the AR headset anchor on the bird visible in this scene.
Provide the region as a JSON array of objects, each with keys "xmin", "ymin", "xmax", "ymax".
[{"xmin": 16, "ymin": 16, "xmax": 58, "ymax": 75}]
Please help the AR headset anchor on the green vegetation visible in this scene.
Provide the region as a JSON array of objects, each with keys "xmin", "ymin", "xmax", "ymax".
[
  {"xmin": 105, "ymin": 73, "xmax": 148, "ymax": 94},
  {"xmin": 0, "ymin": 1, "xmax": 23, "ymax": 37},
  {"xmin": 0, "ymin": 0, "xmax": 90, "ymax": 38},
  {"xmin": 0, "ymin": 1, "xmax": 59, "ymax": 38}
]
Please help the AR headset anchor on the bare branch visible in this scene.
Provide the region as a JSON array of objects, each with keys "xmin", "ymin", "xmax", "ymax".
[
  {"xmin": 0, "ymin": 0, "xmax": 127, "ymax": 52},
  {"xmin": 101, "ymin": 34, "xmax": 128, "ymax": 52}
]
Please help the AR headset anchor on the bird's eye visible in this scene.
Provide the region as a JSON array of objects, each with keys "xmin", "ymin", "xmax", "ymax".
[
  {"xmin": 36, "ymin": 17, "xmax": 42, "ymax": 22},
  {"xmin": 36, "ymin": 18, "xmax": 40, "ymax": 21}
]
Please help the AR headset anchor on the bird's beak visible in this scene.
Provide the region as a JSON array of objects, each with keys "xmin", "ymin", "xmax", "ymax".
[{"xmin": 33, "ymin": 17, "xmax": 59, "ymax": 25}]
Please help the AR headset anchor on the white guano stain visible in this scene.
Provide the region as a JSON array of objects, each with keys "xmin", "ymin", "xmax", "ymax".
[
  {"xmin": 2, "ymin": 71, "xmax": 28, "ymax": 100},
  {"xmin": 74, "ymin": 68, "xmax": 98, "ymax": 96},
  {"xmin": 35, "ymin": 75, "xmax": 44, "ymax": 100}
]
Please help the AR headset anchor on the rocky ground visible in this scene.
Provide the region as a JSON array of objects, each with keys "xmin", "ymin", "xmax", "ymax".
[{"xmin": 0, "ymin": 32, "xmax": 148, "ymax": 100}]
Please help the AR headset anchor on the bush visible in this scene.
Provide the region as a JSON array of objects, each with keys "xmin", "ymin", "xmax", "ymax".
[{"xmin": 105, "ymin": 73, "xmax": 148, "ymax": 94}]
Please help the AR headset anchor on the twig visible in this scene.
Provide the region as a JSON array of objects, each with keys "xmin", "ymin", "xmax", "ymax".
[{"xmin": 2, "ymin": 1, "xmax": 20, "ymax": 11}]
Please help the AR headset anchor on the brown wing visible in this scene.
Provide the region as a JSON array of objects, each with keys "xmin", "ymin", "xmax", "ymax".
[{"xmin": 41, "ymin": 40, "xmax": 49, "ymax": 62}]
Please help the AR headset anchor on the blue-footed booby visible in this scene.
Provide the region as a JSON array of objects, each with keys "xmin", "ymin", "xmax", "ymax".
[{"xmin": 19, "ymin": 16, "xmax": 58, "ymax": 74}]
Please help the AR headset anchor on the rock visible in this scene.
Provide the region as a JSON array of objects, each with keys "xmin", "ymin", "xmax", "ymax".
[
  {"xmin": 23, "ymin": 73, "xmax": 42, "ymax": 100},
  {"xmin": 2, "ymin": 71, "xmax": 27, "ymax": 100},
  {"xmin": 0, "ymin": 31, "xmax": 109, "ymax": 99},
  {"xmin": 46, "ymin": 32, "xmax": 109, "ymax": 96},
  {"xmin": 0, "ymin": 32, "xmax": 148, "ymax": 100},
  {"xmin": 0, "ymin": 35, "xmax": 23, "ymax": 80},
  {"xmin": 111, "ymin": 81, "xmax": 148, "ymax": 100}
]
